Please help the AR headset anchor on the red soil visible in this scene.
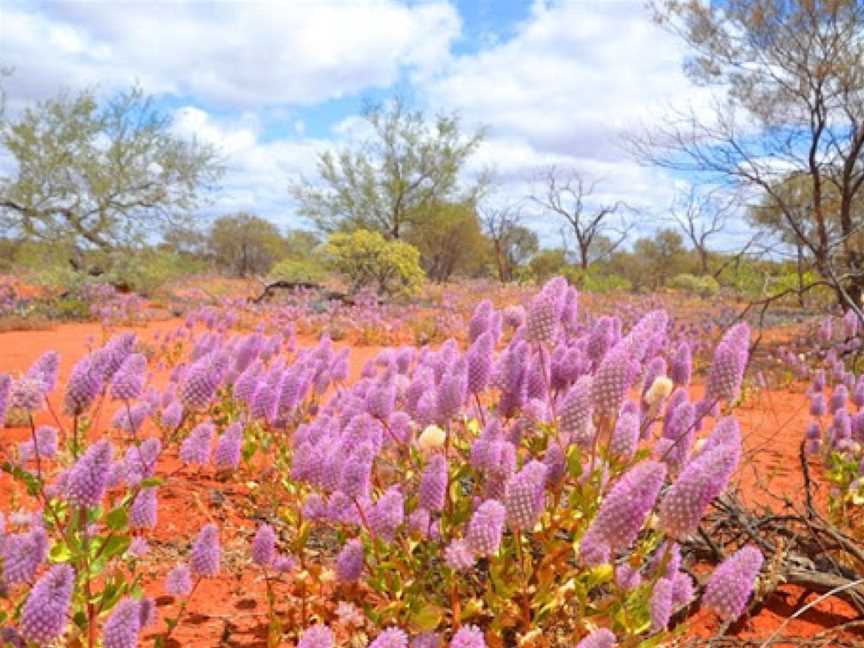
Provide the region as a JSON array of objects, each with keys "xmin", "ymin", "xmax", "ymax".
[{"xmin": 0, "ymin": 320, "xmax": 860, "ymax": 646}]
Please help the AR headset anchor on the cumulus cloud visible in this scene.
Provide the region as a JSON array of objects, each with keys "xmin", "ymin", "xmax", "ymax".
[
  {"xmin": 419, "ymin": 0, "xmax": 729, "ymax": 240},
  {"xmin": 2, "ymin": 0, "xmax": 461, "ymax": 108},
  {"xmin": 1, "ymin": 0, "xmax": 750, "ymax": 246}
]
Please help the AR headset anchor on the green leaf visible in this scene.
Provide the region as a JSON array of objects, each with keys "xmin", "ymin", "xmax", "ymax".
[
  {"xmin": 105, "ymin": 506, "xmax": 128, "ymax": 531},
  {"xmin": 49, "ymin": 541, "xmax": 74, "ymax": 562},
  {"xmin": 410, "ymin": 602, "xmax": 443, "ymax": 632}
]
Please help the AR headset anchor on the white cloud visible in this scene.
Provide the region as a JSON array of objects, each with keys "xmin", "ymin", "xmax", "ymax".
[
  {"xmin": 416, "ymin": 0, "xmax": 733, "ymax": 243},
  {"xmin": 167, "ymin": 106, "xmax": 328, "ymax": 227},
  {"xmin": 1, "ymin": 1, "xmax": 461, "ymax": 108}
]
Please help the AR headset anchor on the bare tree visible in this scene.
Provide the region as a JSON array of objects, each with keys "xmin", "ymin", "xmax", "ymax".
[
  {"xmin": 632, "ymin": 0, "xmax": 864, "ymax": 309},
  {"xmin": 529, "ymin": 167, "xmax": 630, "ymax": 269},
  {"xmin": 479, "ymin": 202, "xmax": 538, "ymax": 282},
  {"xmin": 669, "ymin": 187, "xmax": 736, "ymax": 274}
]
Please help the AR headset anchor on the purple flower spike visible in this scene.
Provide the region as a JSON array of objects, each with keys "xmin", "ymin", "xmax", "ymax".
[
  {"xmin": 179, "ymin": 359, "xmax": 219, "ymax": 410},
  {"xmin": 180, "ymin": 422, "xmax": 214, "ymax": 466},
  {"xmin": 466, "ymin": 332, "xmax": 494, "ymax": 394},
  {"xmin": 659, "ymin": 439, "xmax": 741, "ymax": 538},
  {"xmin": 166, "ymin": 564, "xmax": 192, "ymax": 596},
  {"xmin": 466, "ymin": 499, "xmax": 506, "ymax": 557},
  {"xmin": 26, "ymin": 351, "xmax": 60, "ymax": 394},
  {"xmin": 610, "ymin": 407, "xmax": 640, "ymax": 459},
  {"xmin": 444, "ymin": 538, "xmax": 476, "ymax": 572},
  {"xmin": 419, "ymin": 454, "xmax": 448, "ymax": 513},
  {"xmin": 504, "ymin": 460, "xmax": 548, "ymax": 530},
  {"xmin": 335, "ymin": 538, "xmax": 364, "ymax": 582},
  {"xmin": 412, "ymin": 633, "xmax": 441, "ymax": 648},
  {"xmin": 579, "ymin": 461, "xmax": 667, "ymax": 566},
  {"xmin": 129, "ymin": 487, "xmax": 158, "ymax": 530},
  {"xmin": 160, "ymin": 400, "xmax": 183, "ymax": 431},
  {"xmin": 0, "ymin": 374, "xmax": 10, "ymax": 424},
  {"xmin": 102, "ymin": 597, "xmax": 143, "ymax": 648},
  {"xmin": 670, "ymin": 342, "xmax": 692, "ymax": 386},
  {"xmin": 298, "ymin": 624, "xmax": 334, "ymax": 648},
  {"xmin": 650, "ymin": 577, "xmax": 674, "ymax": 631},
  {"xmin": 436, "ymin": 359, "xmax": 467, "ymax": 423},
  {"xmin": 592, "ymin": 341, "xmax": 636, "ymax": 417},
  {"xmin": 251, "ymin": 523, "xmax": 276, "ymax": 567},
  {"xmin": 369, "ymin": 487, "xmax": 404, "ymax": 540},
  {"xmin": 703, "ymin": 545, "xmax": 764, "ymax": 621},
  {"xmin": 706, "ymin": 323, "xmax": 750, "ymax": 402},
  {"xmin": 559, "ymin": 376, "xmax": 593, "ymax": 446},
  {"xmin": 214, "ymin": 422, "xmax": 243, "ymax": 470},
  {"xmin": 2, "ymin": 526, "xmax": 48, "ymax": 586},
  {"xmin": 575, "ymin": 628, "xmax": 617, "ymax": 648},
  {"xmin": 449, "ymin": 625, "xmax": 486, "ymax": 648},
  {"xmin": 64, "ymin": 355, "xmax": 103, "ymax": 415},
  {"xmin": 19, "ymin": 564, "xmax": 75, "ymax": 645},
  {"xmin": 111, "ymin": 354, "xmax": 147, "ymax": 401},
  {"xmin": 10, "ymin": 377, "xmax": 45, "ymax": 412},
  {"xmin": 190, "ymin": 523, "xmax": 220, "ymax": 578},
  {"xmin": 66, "ymin": 439, "xmax": 113, "ymax": 507},
  {"xmin": 370, "ymin": 628, "xmax": 408, "ymax": 648}
]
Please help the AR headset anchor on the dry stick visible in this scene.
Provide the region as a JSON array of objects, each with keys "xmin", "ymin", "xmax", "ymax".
[
  {"xmin": 758, "ymin": 577, "xmax": 864, "ymax": 648},
  {"xmin": 164, "ymin": 577, "xmax": 203, "ymax": 641},
  {"xmin": 27, "ymin": 414, "xmax": 42, "ymax": 480}
]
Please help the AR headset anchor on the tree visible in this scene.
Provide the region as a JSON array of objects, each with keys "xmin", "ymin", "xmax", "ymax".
[
  {"xmin": 530, "ymin": 167, "xmax": 630, "ymax": 269},
  {"xmin": 208, "ymin": 213, "xmax": 285, "ymax": 277},
  {"xmin": 283, "ymin": 229, "xmax": 321, "ymax": 260},
  {"xmin": 290, "ymin": 96, "xmax": 486, "ymax": 240},
  {"xmin": 529, "ymin": 248, "xmax": 569, "ymax": 282},
  {"xmin": 407, "ymin": 200, "xmax": 488, "ymax": 282},
  {"xmin": 480, "ymin": 203, "xmax": 539, "ymax": 282},
  {"xmin": 634, "ymin": 1, "xmax": 864, "ymax": 308},
  {"xmin": 611, "ymin": 229, "xmax": 691, "ymax": 291},
  {"xmin": 0, "ymin": 86, "xmax": 222, "ymax": 267},
  {"xmin": 669, "ymin": 187, "xmax": 736, "ymax": 274}
]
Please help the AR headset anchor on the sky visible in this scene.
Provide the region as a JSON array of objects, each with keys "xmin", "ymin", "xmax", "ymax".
[{"xmin": 0, "ymin": 0, "xmax": 757, "ymax": 249}]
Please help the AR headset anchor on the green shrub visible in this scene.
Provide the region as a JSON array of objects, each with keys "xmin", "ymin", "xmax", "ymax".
[
  {"xmin": 323, "ymin": 230, "xmax": 425, "ymax": 297},
  {"xmin": 668, "ymin": 273, "xmax": 721, "ymax": 298},
  {"xmin": 267, "ymin": 258, "xmax": 329, "ymax": 285},
  {"xmin": 565, "ymin": 267, "xmax": 632, "ymax": 293},
  {"xmin": 101, "ymin": 250, "xmax": 207, "ymax": 295}
]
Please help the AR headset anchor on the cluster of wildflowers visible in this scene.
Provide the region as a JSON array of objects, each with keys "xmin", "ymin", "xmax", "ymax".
[
  {"xmin": 0, "ymin": 275, "xmax": 764, "ymax": 646},
  {"xmin": 274, "ymin": 276, "xmax": 757, "ymax": 643},
  {"xmin": 800, "ymin": 324, "xmax": 864, "ymax": 527}
]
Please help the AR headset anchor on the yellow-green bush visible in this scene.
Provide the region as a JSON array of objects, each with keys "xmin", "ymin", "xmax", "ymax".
[
  {"xmin": 668, "ymin": 273, "xmax": 721, "ymax": 298},
  {"xmin": 267, "ymin": 258, "xmax": 329, "ymax": 285},
  {"xmin": 322, "ymin": 230, "xmax": 425, "ymax": 297}
]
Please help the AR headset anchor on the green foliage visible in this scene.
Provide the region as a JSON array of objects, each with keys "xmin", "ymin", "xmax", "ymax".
[
  {"xmin": 668, "ymin": 273, "xmax": 720, "ymax": 298},
  {"xmin": 208, "ymin": 213, "xmax": 286, "ymax": 277},
  {"xmin": 267, "ymin": 258, "xmax": 329, "ymax": 285},
  {"xmin": 290, "ymin": 96, "xmax": 485, "ymax": 239},
  {"xmin": 0, "ymin": 85, "xmax": 222, "ymax": 252},
  {"xmin": 323, "ymin": 229, "xmax": 425, "ymax": 297},
  {"xmin": 102, "ymin": 249, "xmax": 208, "ymax": 294},
  {"xmin": 528, "ymin": 248, "xmax": 569, "ymax": 283},
  {"xmin": 406, "ymin": 201, "xmax": 489, "ymax": 282},
  {"xmin": 567, "ymin": 267, "xmax": 633, "ymax": 293}
]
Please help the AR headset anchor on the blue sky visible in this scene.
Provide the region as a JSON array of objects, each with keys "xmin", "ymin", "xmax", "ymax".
[{"xmin": 0, "ymin": 0, "xmax": 757, "ymax": 249}]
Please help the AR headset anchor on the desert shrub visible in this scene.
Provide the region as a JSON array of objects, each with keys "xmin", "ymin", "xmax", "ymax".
[
  {"xmin": 267, "ymin": 258, "xmax": 329, "ymax": 285},
  {"xmin": 566, "ymin": 266, "xmax": 633, "ymax": 293},
  {"xmin": 323, "ymin": 229, "xmax": 425, "ymax": 297},
  {"xmin": 669, "ymin": 273, "xmax": 720, "ymax": 298},
  {"xmin": 527, "ymin": 248, "xmax": 569, "ymax": 283}
]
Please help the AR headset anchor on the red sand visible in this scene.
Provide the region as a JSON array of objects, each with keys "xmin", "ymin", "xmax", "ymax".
[{"xmin": 0, "ymin": 320, "xmax": 860, "ymax": 646}]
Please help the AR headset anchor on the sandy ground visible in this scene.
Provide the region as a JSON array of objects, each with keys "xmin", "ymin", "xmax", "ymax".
[{"xmin": 0, "ymin": 319, "xmax": 861, "ymax": 646}]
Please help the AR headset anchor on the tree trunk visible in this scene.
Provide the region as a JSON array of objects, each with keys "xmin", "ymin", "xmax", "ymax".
[{"xmin": 796, "ymin": 243, "xmax": 805, "ymax": 308}]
